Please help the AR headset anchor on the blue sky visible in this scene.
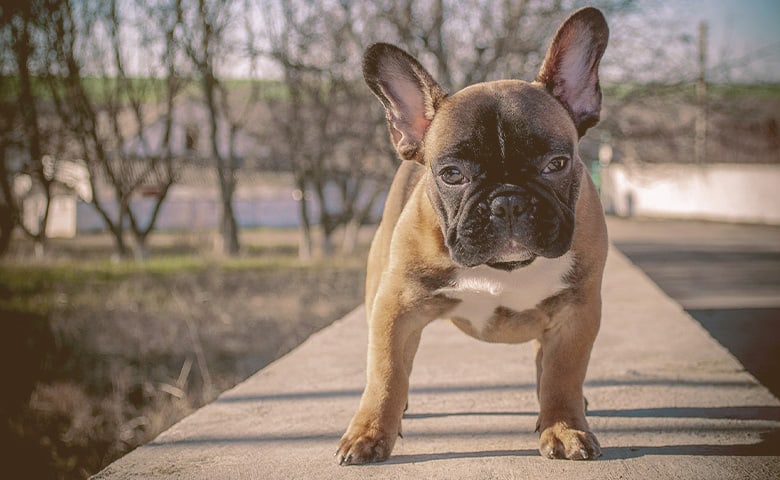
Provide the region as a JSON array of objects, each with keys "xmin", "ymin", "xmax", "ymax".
[
  {"xmin": 597, "ymin": 0, "xmax": 780, "ymax": 82},
  {"xmin": 682, "ymin": 0, "xmax": 780, "ymax": 81}
]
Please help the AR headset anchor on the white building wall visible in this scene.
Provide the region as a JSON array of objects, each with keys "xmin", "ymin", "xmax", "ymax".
[
  {"xmin": 22, "ymin": 194, "xmax": 77, "ymax": 238},
  {"xmin": 602, "ymin": 163, "xmax": 780, "ymax": 224}
]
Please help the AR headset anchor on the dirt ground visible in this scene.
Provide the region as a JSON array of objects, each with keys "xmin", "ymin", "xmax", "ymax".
[{"xmin": 1, "ymin": 228, "xmax": 370, "ymax": 479}]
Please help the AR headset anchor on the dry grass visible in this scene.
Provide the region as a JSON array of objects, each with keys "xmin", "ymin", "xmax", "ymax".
[{"xmin": 1, "ymin": 228, "xmax": 369, "ymax": 479}]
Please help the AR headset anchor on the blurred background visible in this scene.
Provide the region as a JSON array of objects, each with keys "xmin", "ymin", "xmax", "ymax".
[{"xmin": 1, "ymin": 0, "xmax": 778, "ymax": 478}]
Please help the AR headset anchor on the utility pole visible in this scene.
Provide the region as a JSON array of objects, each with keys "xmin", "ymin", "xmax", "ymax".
[{"xmin": 695, "ymin": 20, "xmax": 708, "ymax": 165}]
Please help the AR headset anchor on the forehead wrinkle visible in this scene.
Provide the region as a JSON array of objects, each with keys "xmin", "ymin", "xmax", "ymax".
[
  {"xmin": 427, "ymin": 81, "xmax": 577, "ymax": 167},
  {"xmin": 496, "ymin": 110, "xmax": 506, "ymax": 166}
]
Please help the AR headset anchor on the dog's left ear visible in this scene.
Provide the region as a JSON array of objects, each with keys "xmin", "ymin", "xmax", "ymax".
[{"xmin": 536, "ymin": 7, "xmax": 609, "ymax": 137}]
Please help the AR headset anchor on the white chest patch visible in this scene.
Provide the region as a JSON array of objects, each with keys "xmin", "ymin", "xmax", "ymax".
[{"xmin": 435, "ymin": 252, "xmax": 574, "ymax": 333}]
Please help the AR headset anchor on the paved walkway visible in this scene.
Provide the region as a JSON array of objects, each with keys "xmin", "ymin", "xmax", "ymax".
[
  {"xmin": 94, "ymin": 247, "xmax": 780, "ymax": 479},
  {"xmin": 608, "ymin": 217, "xmax": 780, "ymax": 399}
]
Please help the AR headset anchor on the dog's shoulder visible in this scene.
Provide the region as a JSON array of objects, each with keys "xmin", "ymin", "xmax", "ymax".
[{"xmin": 381, "ymin": 161, "xmax": 425, "ymax": 227}]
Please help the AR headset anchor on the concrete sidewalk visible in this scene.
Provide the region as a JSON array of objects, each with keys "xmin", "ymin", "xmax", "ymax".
[{"xmin": 94, "ymin": 247, "xmax": 780, "ymax": 479}]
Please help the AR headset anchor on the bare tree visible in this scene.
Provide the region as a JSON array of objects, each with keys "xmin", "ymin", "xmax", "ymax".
[
  {"xmin": 361, "ymin": 1, "xmax": 632, "ymax": 91},
  {"xmin": 0, "ymin": 9, "xmax": 21, "ymax": 256},
  {"xmin": 44, "ymin": 0, "xmax": 183, "ymax": 259},
  {"xmin": 175, "ymin": 0, "xmax": 243, "ymax": 256},
  {"xmin": 0, "ymin": 1, "xmax": 63, "ymax": 256},
  {"xmin": 589, "ymin": 2, "xmax": 780, "ymax": 167},
  {"xmin": 0, "ymin": 93, "xmax": 18, "ymax": 256},
  {"xmin": 374, "ymin": 0, "xmax": 550, "ymax": 90},
  {"xmin": 10, "ymin": 2, "xmax": 51, "ymax": 253},
  {"xmin": 261, "ymin": 0, "xmax": 395, "ymax": 257}
]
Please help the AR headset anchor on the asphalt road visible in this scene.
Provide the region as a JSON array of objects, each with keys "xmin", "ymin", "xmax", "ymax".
[{"xmin": 608, "ymin": 217, "xmax": 780, "ymax": 399}]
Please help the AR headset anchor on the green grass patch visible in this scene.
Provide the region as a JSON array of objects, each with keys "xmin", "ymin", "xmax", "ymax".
[
  {"xmin": 0, "ymin": 75, "xmax": 292, "ymax": 104},
  {"xmin": 1, "ymin": 256, "xmax": 199, "ymax": 283},
  {"xmin": 708, "ymin": 83, "xmax": 780, "ymax": 99},
  {"xmin": 0, "ymin": 251, "xmax": 365, "ymax": 288},
  {"xmin": 602, "ymin": 82, "xmax": 780, "ymax": 101}
]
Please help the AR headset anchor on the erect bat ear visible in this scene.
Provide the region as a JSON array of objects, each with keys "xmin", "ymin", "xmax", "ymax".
[
  {"xmin": 536, "ymin": 7, "xmax": 609, "ymax": 138},
  {"xmin": 363, "ymin": 43, "xmax": 447, "ymax": 163}
]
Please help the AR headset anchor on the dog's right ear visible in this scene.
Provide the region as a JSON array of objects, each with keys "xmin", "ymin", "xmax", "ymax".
[{"xmin": 363, "ymin": 43, "xmax": 447, "ymax": 163}]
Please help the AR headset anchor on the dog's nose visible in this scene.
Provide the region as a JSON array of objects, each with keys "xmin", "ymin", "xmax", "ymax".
[{"xmin": 490, "ymin": 194, "xmax": 529, "ymax": 221}]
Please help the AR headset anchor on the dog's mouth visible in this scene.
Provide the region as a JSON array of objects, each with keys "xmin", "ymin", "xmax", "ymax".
[
  {"xmin": 486, "ymin": 256, "xmax": 537, "ymax": 271},
  {"xmin": 483, "ymin": 242, "xmax": 537, "ymax": 271}
]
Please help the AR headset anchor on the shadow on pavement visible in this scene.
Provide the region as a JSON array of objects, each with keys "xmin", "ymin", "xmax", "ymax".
[
  {"xmin": 385, "ymin": 449, "xmax": 537, "ymax": 464},
  {"xmin": 383, "ymin": 429, "xmax": 780, "ymax": 463},
  {"xmin": 614, "ymin": 230, "xmax": 780, "ymax": 402},
  {"xmin": 689, "ymin": 308, "xmax": 780, "ymax": 399},
  {"xmin": 603, "ymin": 430, "xmax": 780, "ymax": 458}
]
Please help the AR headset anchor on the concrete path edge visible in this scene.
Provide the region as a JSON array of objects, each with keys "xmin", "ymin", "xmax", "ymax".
[{"xmin": 93, "ymin": 246, "xmax": 780, "ymax": 479}]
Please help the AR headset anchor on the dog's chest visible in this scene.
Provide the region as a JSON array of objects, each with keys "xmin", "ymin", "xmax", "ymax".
[{"xmin": 436, "ymin": 253, "xmax": 574, "ymax": 330}]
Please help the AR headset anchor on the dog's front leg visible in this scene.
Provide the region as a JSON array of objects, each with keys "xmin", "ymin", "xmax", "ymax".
[
  {"xmin": 535, "ymin": 300, "xmax": 602, "ymax": 460},
  {"xmin": 336, "ymin": 286, "xmax": 435, "ymax": 465}
]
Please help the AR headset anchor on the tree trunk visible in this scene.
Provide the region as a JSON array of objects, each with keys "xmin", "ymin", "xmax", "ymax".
[
  {"xmin": 15, "ymin": 10, "xmax": 52, "ymax": 252},
  {"xmin": 35, "ymin": 188, "xmax": 52, "ymax": 257},
  {"xmin": 220, "ymin": 190, "xmax": 240, "ymax": 256},
  {"xmin": 131, "ymin": 235, "xmax": 149, "ymax": 262},
  {"xmin": 110, "ymin": 205, "xmax": 130, "ymax": 260},
  {"xmin": 0, "ymin": 204, "xmax": 14, "ymax": 257},
  {"xmin": 320, "ymin": 223, "xmax": 335, "ymax": 258},
  {"xmin": 201, "ymin": 67, "xmax": 240, "ymax": 257},
  {"xmin": 127, "ymin": 181, "xmax": 174, "ymax": 262},
  {"xmin": 296, "ymin": 187, "xmax": 312, "ymax": 261},
  {"xmin": 0, "ymin": 148, "xmax": 17, "ymax": 257},
  {"xmin": 111, "ymin": 227, "xmax": 129, "ymax": 260}
]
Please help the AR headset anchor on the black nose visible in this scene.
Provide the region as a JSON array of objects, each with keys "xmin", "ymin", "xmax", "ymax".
[{"xmin": 490, "ymin": 194, "xmax": 529, "ymax": 220}]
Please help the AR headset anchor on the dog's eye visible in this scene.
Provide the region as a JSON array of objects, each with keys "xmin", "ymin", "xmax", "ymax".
[
  {"xmin": 542, "ymin": 157, "xmax": 568, "ymax": 174},
  {"xmin": 440, "ymin": 166, "xmax": 466, "ymax": 185}
]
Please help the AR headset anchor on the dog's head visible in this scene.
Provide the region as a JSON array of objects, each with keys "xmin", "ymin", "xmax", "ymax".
[{"xmin": 364, "ymin": 8, "xmax": 608, "ymax": 270}]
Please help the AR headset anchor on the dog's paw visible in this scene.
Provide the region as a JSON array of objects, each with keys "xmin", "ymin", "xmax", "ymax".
[
  {"xmin": 335, "ymin": 423, "xmax": 395, "ymax": 465},
  {"xmin": 539, "ymin": 422, "xmax": 601, "ymax": 460}
]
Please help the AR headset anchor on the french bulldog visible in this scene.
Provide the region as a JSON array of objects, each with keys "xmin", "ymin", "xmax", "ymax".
[{"xmin": 337, "ymin": 7, "xmax": 609, "ymax": 464}]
